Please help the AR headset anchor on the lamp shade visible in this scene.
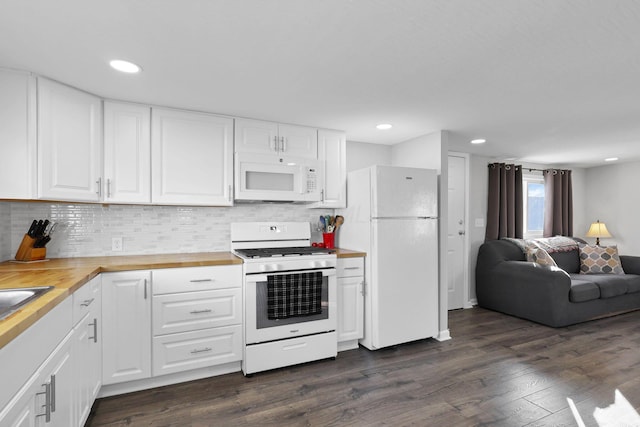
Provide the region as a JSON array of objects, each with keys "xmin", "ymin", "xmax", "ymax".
[{"xmin": 586, "ymin": 220, "xmax": 612, "ymax": 238}]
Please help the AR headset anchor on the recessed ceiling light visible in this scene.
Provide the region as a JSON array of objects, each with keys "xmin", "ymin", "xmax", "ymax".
[
  {"xmin": 470, "ymin": 139, "xmax": 486, "ymax": 144},
  {"xmin": 376, "ymin": 123, "xmax": 392, "ymax": 130},
  {"xmin": 605, "ymin": 157, "xmax": 618, "ymax": 162},
  {"xmin": 109, "ymin": 59, "xmax": 142, "ymax": 74}
]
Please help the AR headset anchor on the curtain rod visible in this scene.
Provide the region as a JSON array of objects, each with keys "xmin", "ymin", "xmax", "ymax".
[{"xmin": 487, "ymin": 164, "xmax": 568, "ymax": 173}]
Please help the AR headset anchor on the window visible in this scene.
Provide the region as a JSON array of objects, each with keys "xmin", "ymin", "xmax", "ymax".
[{"xmin": 523, "ymin": 175, "xmax": 544, "ymax": 238}]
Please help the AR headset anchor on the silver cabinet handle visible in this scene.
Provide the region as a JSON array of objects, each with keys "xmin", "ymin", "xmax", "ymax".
[
  {"xmin": 280, "ymin": 136, "xmax": 286, "ymax": 152},
  {"xmin": 144, "ymin": 278, "xmax": 148, "ymax": 299},
  {"xmin": 273, "ymin": 135, "xmax": 279, "ymax": 152},
  {"xmin": 80, "ymin": 298, "xmax": 95, "ymax": 307},
  {"xmin": 189, "ymin": 278, "xmax": 213, "ymax": 283},
  {"xmin": 190, "ymin": 309, "xmax": 213, "ymax": 315},
  {"xmin": 190, "ymin": 347, "xmax": 212, "ymax": 354},
  {"xmin": 36, "ymin": 382, "xmax": 51, "ymax": 422},
  {"xmin": 228, "ymin": 184, "xmax": 232, "ymax": 202},
  {"xmin": 96, "ymin": 177, "xmax": 102, "ymax": 197},
  {"xmin": 343, "ymin": 267, "xmax": 360, "ymax": 270},
  {"xmin": 321, "ymin": 189, "xmax": 324, "ymax": 202},
  {"xmin": 361, "ymin": 281, "xmax": 366, "ymax": 296},
  {"xmin": 89, "ymin": 318, "xmax": 98, "ymax": 343},
  {"xmin": 107, "ymin": 178, "xmax": 112, "ymax": 198},
  {"xmin": 50, "ymin": 374, "xmax": 56, "ymax": 412}
]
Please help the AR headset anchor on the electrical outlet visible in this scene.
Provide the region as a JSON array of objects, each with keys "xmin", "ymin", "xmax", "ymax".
[{"xmin": 112, "ymin": 237, "xmax": 123, "ymax": 252}]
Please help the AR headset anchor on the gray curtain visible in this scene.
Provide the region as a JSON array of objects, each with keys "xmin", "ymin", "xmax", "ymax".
[
  {"xmin": 485, "ymin": 163, "xmax": 523, "ymax": 240},
  {"xmin": 543, "ymin": 169, "xmax": 573, "ymax": 237}
]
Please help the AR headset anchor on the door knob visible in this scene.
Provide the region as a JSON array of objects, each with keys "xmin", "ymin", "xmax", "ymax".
[{"xmin": 458, "ymin": 230, "xmax": 465, "ymax": 235}]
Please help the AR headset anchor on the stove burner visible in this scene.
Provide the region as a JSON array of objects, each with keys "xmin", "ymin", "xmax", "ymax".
[{"xmin": 235, "ymin": 246, "xmax": 336, "ymax": 259}]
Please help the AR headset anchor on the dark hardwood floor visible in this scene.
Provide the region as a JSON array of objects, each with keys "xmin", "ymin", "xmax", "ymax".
[{"xmin": 87, "ymin": 308, "xmax": 640, "ymax": 426}]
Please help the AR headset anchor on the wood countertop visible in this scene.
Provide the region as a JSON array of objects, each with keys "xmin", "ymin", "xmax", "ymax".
[{"xmin": 0, "ymin": 249, "xmax": 364, "ymax": 350}]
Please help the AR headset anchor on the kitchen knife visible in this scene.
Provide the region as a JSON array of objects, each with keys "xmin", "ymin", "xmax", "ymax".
[
  {"xmin": 34, "ymin": 220, "xmax": 44, "ymax": 237},
  {"xmin": 27, "ymin": 220, "xmax": 38, "ymax": 237},
  {"xmin": 40, "ymin": 219, "xmax": 50, "ymax": 236}
]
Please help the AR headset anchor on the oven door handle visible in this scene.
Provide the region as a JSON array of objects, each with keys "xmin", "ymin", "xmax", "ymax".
[{"xmin": 247, "ymin": 269, "xmax": 335, "ymax": 283}]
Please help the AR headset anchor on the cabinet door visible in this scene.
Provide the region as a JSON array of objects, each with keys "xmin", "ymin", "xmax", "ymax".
[
  {"xmin": 101, "ymin": 271, "xmax": 151, "ymax": 385},
  {"xmin": 278, "ymin": 123, "xmax": 317, "ymax": 159},
  {"xmin": 234, "ymin": 118, "xmax": 278, "ymax": 155},
  {"xmin": 315, "ymin": 129, "xmax": 346, "ymax": 208},
  {"xmin": 0, "ymin": 372, "xmax": 39, "ymax": 427},
  {"xmin": 0, "ymin": 69, "xmax": 36, "ymax": 199},
  {"xmin": 36, "ymin": 333, "xmax": 74, "ymax": 427},
  {"xmin": 151, "ymin": 108, "xmax": 233, "ymax": 206},
  {"xmin": 103, "ymin": 101, "xmax": 151, "ymax": 203},
  {"xmin": 37, "ymin": 78, "xmax": 102, "ymax": 202},
  {"xmin": 337, "ymin": 276, "xmax": 364, "ymax": 343}
]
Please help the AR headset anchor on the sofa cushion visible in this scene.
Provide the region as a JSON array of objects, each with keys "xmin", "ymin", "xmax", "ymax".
[
  {"xmin": 550, "ymin": 250, "xmax": 581, "ymax": 273},
  {"xmin": 623, "ymin": 274, "xmax": 640, "ymax": 294},
  {"xmin": 579, "ymin": 244, "xmax": 625, "ymax": 274},
  {"xmin": 569, "ymin": 273, "xmax": 629, "ymax": 298},
  {"xmin": 525, "ymin": 245, "xmax": 557, "ymax": 267},
  {"xmin": 569, "ymin": 279, "xmax": 600, "ymax": 302}
]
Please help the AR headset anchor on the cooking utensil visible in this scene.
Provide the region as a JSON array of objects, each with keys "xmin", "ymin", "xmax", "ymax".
[
  {"xmin": 319, "ymin": 216, "xmax": 326, "ymax": 232},
  {"xmin": 334, "ymin": 215, "xmax": 344, "ymax": 233}
]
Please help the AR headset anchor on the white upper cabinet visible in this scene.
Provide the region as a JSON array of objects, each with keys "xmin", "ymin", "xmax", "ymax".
[
  {"xmin": 0, "ymin": 69, "xmax": 36, "ymax": 199},
  {"xmin": 103, "ymin": 101, "xmax": 151, "ymax": 203},
  {"xmin": 151, "ymin": 108, "xmax": 233, "ymax": 206},
  {"xmin": 235, "ymin": 118, "xmax": 317, "ymax": 159},
  {"xmin": 37, "ymin": 78, "xmax": 102, "ymax": 202},
  {"xmin": 314, "ymin": 129, "xmax": 347, "ymax": 208}
]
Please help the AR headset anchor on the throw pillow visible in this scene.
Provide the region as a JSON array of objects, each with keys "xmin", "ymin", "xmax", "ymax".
[
  {"xmin": 525, "ymin": 245, "xmax": 558, "ymax": 267},
  {"xmin": 578, "ymin": 243, "xmax": 625, "ymax": 274}
]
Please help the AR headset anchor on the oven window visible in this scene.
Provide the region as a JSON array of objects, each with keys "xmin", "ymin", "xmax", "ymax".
[
  {"xmin": 246, "ymin": 171, "xmax": 294, "ymax": 191},
  {"xmin": 255, "ymin": 275, "xmax": 329, "ymax": 329}
]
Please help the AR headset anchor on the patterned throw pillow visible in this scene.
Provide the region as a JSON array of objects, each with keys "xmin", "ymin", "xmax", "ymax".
[
  {"xmin": 578, "ymin": 243, "xmax": 625, "ymax": 274},
  {"xmin": 525, "ymin": 244, "xmax": 558, "ymax": 267}
]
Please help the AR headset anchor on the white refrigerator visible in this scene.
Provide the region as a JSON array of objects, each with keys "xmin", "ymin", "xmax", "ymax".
[{"xmin": 337, "ymin": 165, "xmax": 439, "ymax": 350}]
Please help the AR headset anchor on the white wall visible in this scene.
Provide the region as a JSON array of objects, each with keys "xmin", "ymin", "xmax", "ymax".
[
  {"xmin": 584, "ymin": 161, "xmax": 640, "ymax": 254},
  {"xmin": 391, "ymin": 132, "xmax": 442, "ymax": 170},
  {"xmin": 346, "ymin": 140, "xmax": 392, "ymax": 172},
  {"xmin": 0, "ymin": 203, "xmax": 10, "ymax": 261}
]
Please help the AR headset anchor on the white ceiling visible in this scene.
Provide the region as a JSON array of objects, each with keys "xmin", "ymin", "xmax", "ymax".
[{"xmin": 2, "ymin": 0, "xmax": 640, "ymax": 168}]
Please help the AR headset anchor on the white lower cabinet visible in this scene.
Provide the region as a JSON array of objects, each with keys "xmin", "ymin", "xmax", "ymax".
[
  {"xmin": 337, "ymin": 257, "xmax": 365, "ymax": 351},
  {"xmin": 151, "ymin": 266, "xmax": 243, "ymax": 376},
  {"xmin": 72, "ymin": 276, "xmax": 102, "ymax": 427},
  {"xmin": 101, "ymin": 271, "xmax": 152, "ymax": 385}
]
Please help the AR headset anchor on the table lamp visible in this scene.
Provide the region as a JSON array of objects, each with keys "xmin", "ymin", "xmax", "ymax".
[{"xmin": 586, "ymin": 220, "xmax": 612, "ymax": 246}]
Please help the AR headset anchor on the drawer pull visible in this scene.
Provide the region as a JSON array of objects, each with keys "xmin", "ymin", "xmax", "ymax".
[
  {"xmin": 190, "ymin": 279, "xmax": 214, "ymax": 283},
  {"xmin": 89, "ymin": 318, "xmax": 98, "ymax": 343},
  {"xmin": 80, "ymin": 298, "xmax": 95, "ymax": 307},
  {"xmin": 190, "ymin": 309, "xmax": 213, "ymax": 315},
  {"xmin": 36, "ymin": 382, "xmax": 51, "ymax": 422},
  {"xmin": 190, "ymin": 347, "xmax": 212, "ymax": 354}
]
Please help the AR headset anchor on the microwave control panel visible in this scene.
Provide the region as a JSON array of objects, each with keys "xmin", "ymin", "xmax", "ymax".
[{"xmin": 306, "ymin": 168, "xmax": 318, "ymax": 193}]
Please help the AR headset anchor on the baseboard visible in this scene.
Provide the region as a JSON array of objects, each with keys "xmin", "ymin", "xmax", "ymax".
[
  {"xmin": 338, "ymin": 340, "xmax": 359, "ymax": 352},
  {"xmin": 98, "ymin": 361, "xmax": 241, "ymax": 398},
  {"xmin": 464, "ymin": 298, "xmax": 478, "ymax": 309},
  {"xmin": 435, "ymin": 329, "xmax": 451, "ymax": 341}
]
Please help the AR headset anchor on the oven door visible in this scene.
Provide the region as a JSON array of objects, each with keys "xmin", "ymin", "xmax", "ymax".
[{"xmin": 245, "ymin": 268, "xmax": 336, "ymax": 344}]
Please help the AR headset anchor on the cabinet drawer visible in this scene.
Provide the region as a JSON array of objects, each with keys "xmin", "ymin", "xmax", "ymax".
[
  {"xmin": 153, "ymin": 288, "xmax": 242, "ymax": 336},
  {"xmin": 152, "ymin": 325, "xmax": 242, "ymax": 376},
  {"xmin": 72, "ymin": 276, "xmax": 101, "ymax": 325},
  {"xmin": 152, "ymin": 265, "xmax": 241, "ymax": 295},
  {"xmin": 244, "ymin": 331, "xmax": 337, "ymax": 375},
  {"xmin": 337, "ymin": 257, "xmax": 364, "ymax": 278}
]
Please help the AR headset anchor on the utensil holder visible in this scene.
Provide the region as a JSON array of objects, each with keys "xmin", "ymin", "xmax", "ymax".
[
  {"xmin": 15, "ymin": 234, "xmax": 46, "ymax": 262},
  {"xmin": 322, "ymin": 232, "xmax": 335, "ymax": 249}
]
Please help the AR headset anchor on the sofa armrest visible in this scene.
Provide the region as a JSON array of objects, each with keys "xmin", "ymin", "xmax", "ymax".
[
  {"xmin": 620, "ymin": 255, "xmax": 640, "ymax": 275},
  {"xmin": 476, "ymin": 260, "xmax": 572, "ymax": 326}
]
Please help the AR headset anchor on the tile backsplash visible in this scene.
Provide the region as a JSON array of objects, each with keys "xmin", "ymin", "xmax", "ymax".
[{"xmin": 4, "ymin": 202, "xmax": 331, "ymax": 260}]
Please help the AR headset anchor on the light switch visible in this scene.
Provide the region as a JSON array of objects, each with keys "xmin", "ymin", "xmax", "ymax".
[{"xmin": 475, "ymin": 218, "xmax": 485, "ymax": 227}]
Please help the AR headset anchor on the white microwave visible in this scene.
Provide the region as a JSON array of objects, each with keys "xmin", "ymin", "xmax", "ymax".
[{"xmin": 234, "ymin": 152, "xmax": 322, "ymax": 202}]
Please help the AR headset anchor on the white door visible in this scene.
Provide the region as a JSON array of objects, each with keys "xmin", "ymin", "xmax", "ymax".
[
  {"xmin": 315, "ymin": 129, "xmax": 346, "ymax": 208},
  {"xmin": 370, "ymin": 218, "xmax": 438, "ymax": 349},
  {"xmin": 278, "ymin": 124, "xmax": 318, "ymax": 159},
  {"xmin": 151, "ymin": 108, "xmax": 233, "ymax": 206},
  {"xmin": 447, "ymin": 154, "xmax": 467, "ymax": 310},
  {"xmin": 234, "ymin": 118, "xmax": 279, "ymax": 155},
  {"xmin": 103, "ymin": 101, "xmax": 151, "ymax": 203},
  {"xmin": 38, "ymin": 78, "xmax": 102, "ymax": 202},
  {"xmin": 372, "ymin": 166, "xmax": 438, "ymax": 218},
  {"xmin": 101, "ymin": 271, "xmax": 151, "ymax": 385}
]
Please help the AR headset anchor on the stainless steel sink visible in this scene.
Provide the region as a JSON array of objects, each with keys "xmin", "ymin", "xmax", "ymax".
[{"xmin": 0, "ymin": 286, "xmax": 54, "ymax": 320}]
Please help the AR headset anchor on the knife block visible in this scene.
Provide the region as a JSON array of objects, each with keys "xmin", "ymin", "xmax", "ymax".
[{"xmin": 15, "ymin": 234, "xmax": 46, "ymax": 262}]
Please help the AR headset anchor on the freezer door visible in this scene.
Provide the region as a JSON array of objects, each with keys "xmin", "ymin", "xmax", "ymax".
[
  {"xmin": 370, "ymin": 218, "xmax": 438, "ymax": 349},
  {"xmin": 371, "ymin": 166, "xmax": 438, "ymax": 218}
]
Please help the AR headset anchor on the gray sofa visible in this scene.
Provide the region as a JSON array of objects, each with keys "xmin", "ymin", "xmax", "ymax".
[{"xmin": 476, "ymin": 239, "xmax": 640, "ymax": 327}]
